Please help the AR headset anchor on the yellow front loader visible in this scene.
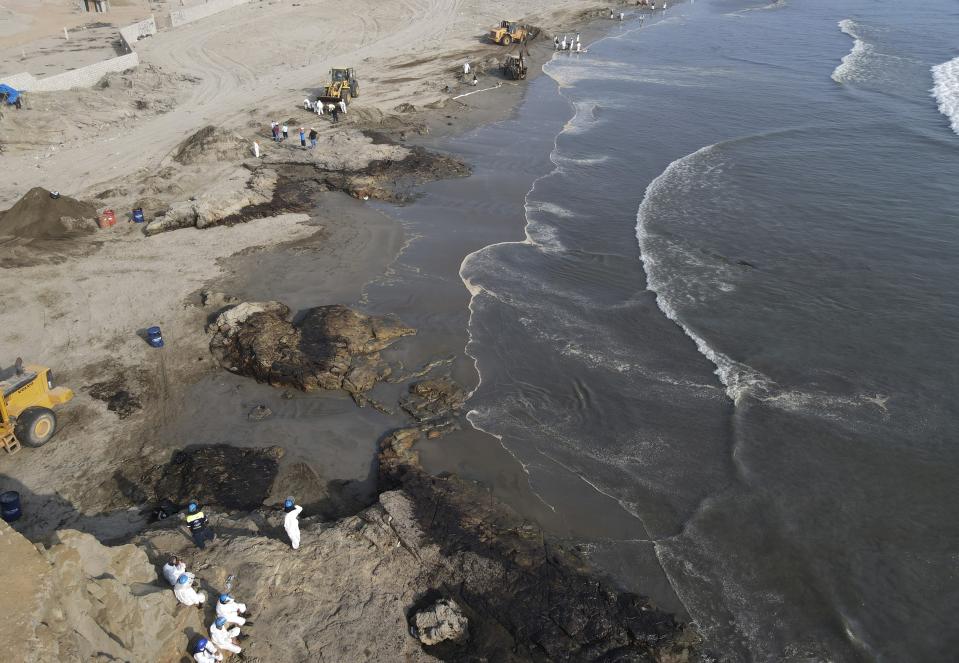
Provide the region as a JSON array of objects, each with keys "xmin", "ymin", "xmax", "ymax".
[
  {"xmin": 489, "ymin": 20, "xmax": 529, "ymax": 46},
  {"xmin": 318, "ymin": 67, "xmax": 360, "ymax": 106},
  {"xmin": 1, "ymin": 358, "xmax": 73, "ymax": 453}
]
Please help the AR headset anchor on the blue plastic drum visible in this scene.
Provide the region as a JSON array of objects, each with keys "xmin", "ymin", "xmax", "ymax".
[
  {"xmin": 1, "ymin": 491, "xmax": 22, "ymax": 523},
  {"xmin": 147, "ymin": 326, "xmax": 164, "ymax": 348}
]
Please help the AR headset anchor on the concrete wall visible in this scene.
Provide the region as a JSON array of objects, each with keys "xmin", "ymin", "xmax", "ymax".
[
  {"xmin": 1, "ymin": 72, "xmax": 36, "ymax": 90},
  {"xmin": 170, "ymin": 0, "xmax": 252, "ymax": 28},
  {"xmin": 2, "ymin": 53, "xmax": 139, "ymax": 92},
  {"xmin": 2, "ymin": 15, "xmax": 152, "ymax": 93},
  {"xmin": 119, "ymin": 15, "xmax": 158, "ymax": 52}
]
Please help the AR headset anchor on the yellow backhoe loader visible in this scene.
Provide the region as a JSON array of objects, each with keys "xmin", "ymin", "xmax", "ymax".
[
  {"xmin": 318, "ymin": 67, "xmax": 360, "ymax": 106},
  {"xmin": 502, "ymin": 54, "xmax": 529, "ymax": 80},
  {"xmin": 1, "ymin": 358, "xmax": 73, "ymax": 453},
  {"xmin": 489, "ymin": 20, "xmax": 529, "ymax": 46}
]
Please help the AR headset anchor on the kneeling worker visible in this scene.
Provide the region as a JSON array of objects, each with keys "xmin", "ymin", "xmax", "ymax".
[
  {"xmin": 210, "ymin": 616, "xmax": 243, "ymax": 654},
  {"xmin": 216, "ymin": 593, "xmax": 249, "ymax": 626},
  {"xmin": 174, "ymin": 573, "xmax": 206, "ymax": 608},
  {"xmin": 162, "ymin": 555, "xmax": 188, "ymax": 586},
  {"xmin": 193, "ymin": 637, "xmax": 223, "ymax": 663}
]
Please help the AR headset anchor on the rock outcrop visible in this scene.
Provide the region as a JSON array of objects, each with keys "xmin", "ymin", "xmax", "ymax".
[
  {"xmin": 141, "ymin": 128, "xmax": 469, "ymax": 236},
  {"xmin": 208, "ymin": 301, "xmax": 415, "ymax": 397},
  {"xmin": 377, "ymin": 434, "xmax": 704, "ymax": 662},
  {"xmin": 123, "ymin": 482, "xmax": 699, "ymax": 663},
  {"xmin": 412, "ymin": 598, "xmax": 469, "ymax": 646},
  {"xmin": 0, "ymin": 520, "xmax": 189, "ymax": 663},
  {"xmin": 3, "ymin": 432, "xmax": 701, "ymax": 663},
  {"xmin": 144, "ymin": 166, "xmax": 277, "ymax": 235},
  {"xmin": 401, "ymin": 377, "xmax": 466, "ymax": 436}
]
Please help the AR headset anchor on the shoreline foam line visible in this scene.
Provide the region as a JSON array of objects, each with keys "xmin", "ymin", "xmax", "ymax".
[{"xmin": 457, "ymin": 8, "xmax": 696, "ymax": 622}]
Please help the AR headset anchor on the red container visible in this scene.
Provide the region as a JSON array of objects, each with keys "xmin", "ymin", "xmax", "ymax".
[{"xmin": 98, "ymin": 209, "xmax": 116, "ymax": 229}]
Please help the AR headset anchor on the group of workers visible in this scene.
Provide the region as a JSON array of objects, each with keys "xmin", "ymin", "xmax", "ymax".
[
  {"xmin": 554, "ymin": 33, "xmax": 584, "ymax": 52},
  {"xmin": 162, "ymin": 498, "xmax": 303, "ymax": 660},
  {"xmin": 303, "ymin": 96, "xmax": 348, "ymax": 122}
]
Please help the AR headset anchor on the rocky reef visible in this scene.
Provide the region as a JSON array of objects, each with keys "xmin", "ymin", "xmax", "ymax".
[
  {"xmin": 140, "ymin": 126, "xmax": 470, "ymax": 235},
  {"xmin": 1, "ymin": 427, "xmax": 702, "ymax": 663},
  {"xmin": 208, "ymin": 301, "xmax": 414, "ymax": 398}
]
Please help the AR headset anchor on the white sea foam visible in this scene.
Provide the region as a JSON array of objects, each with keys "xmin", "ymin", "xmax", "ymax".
[
  {"xmin": 736, "ymin": 0, "xmax": 787, "ymax": 13},
  {"xmin": 562, "ymin": 100, "xmax": 601, "ymax": 135},
  {"xmin": 525, "ymin": 222, "xmax": 566, "ymax": 253},
  {"xmin": 526, "ymin": 200, "xmax": 576, "ymax": 218},
  {"xmin": 831, "ymin": 18, "xmax": 912, "ymax": 87},
  {"xmin": 832, "ymin": 19, "xmax": 868, "ymax": 84},
  {"xmin": 554, "ymin": 154, "xmax": 610, "ymax": 167},
  {"xmin": 550, "ymin": 60, "xmax": 723, "ymax": 88},
  {"xmin": 931, "ymin": 56, "xmax": 959, "ymax": 136}
]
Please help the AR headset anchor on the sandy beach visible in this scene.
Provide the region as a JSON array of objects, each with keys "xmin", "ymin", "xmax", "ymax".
[
  {"xmin": 0, "ymin": 2, "xmax": 702, "ymax": 661},
  {"xmin": 0, "ymin": 0, "xmax": 611, "ymax": 523}
]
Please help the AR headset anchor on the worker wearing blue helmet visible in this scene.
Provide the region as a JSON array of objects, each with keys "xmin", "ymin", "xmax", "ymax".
[
  {"xmin": 210, "ymin": 614, "xmax": 243, "ymax": 654},
  {"xmin": 216, "ymin": 593, "xmax": 249, "ymax": 626},
  {"xmin": 173, "ymin": 572, "xmax": 206, "ymax": 608},
  {"xmin": 283, "ymin": 497, "xmax": 303, "ymax": 550},
  {"xmin": 192, "ymin": 637, "xmax": 222, "ymax": 663},
  {"xmin": 184, "ymin": 500, "xmax": 216, "ymax": 549}
]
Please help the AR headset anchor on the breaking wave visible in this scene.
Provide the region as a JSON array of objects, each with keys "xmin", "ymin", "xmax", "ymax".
[
  {"xmin": 635, "ymin": 143, "xmax": 891, "ymax": 415},
  {"xmin": 931, "ymin": 56, "xmax": 959, "ymax": 135},
  {"xmin": 635, "ymin": 144, "xmax": 770, "ymax": 402},
  {"xmin": 831, "ymin": 18, "xmax": 913, "ymax": 87}
]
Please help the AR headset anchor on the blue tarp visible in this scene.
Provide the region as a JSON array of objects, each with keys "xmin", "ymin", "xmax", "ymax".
[{"xmin": 0, "ymin": 84, "xmax": 21, "ymax": 104}]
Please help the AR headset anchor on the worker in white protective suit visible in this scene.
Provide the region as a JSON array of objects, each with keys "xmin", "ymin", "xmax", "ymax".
[
  {"xmin": 162, "ymin": 555, "xmax": 187, "ymax": 586},
  {"xmin": 192, "ymin": 637, "xmax": 222, "ymax": 663},
  {"xmin": 210, "ymin": 616, "xmax": 242, "ymax": 654},
  {"xmin": 216, "ymin": 594, "xmax": 249, "ymax": 626},
  {"xmin": 283, "ymin": 498, "xmax": 303, "ymax": 549},
  {"xmin": 174, "ymin": 573, "xmax": 206, "ymax": 608}
]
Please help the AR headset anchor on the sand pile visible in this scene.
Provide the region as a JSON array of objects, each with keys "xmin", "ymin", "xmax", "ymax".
[
  {"xmin": 0, "ymin": 187, "xmax": 98, "ymax": 239},
  {"xmin": 171, "ymin": 125, "xmax": 249, "ymax": 165}
]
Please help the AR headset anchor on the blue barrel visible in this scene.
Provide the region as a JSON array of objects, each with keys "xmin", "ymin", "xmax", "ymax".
[
  {"xmin": 132, "ymin": 208, "xmax": 145, "ymax": 223},
  {"xmin": 147, "ymin": 326, "xmax": 164, "ymax": 348},
  {"xmin": 1, "ymin": 491, "xmax": 22, "ymax": 523}
]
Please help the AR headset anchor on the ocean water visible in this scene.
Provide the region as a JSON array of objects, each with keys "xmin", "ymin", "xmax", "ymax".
[{"xmin": 449, "ymin": 0, "xmax": 959, "ymax": 660}]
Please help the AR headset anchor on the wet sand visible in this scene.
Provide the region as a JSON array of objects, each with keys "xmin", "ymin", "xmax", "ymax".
[{"xmin": 164, "ymin": 193, "xmax": 404, "ymax": 513}]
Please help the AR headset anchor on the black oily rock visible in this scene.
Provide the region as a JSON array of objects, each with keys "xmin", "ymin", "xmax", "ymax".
[
  {"xmin": 209, "ymin": 302, "xmax": 414, "ymax": 394},
  {"xmin": 377, "ymin": 441, "xmax": 703, "ymax": 661},
  {"xmin": 400, "ymin": 378, "xmax": 466, "ymax": 435},
  {"xmin": 153, "ymin": 444, "xmax": 282, "ymax": 510}
]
